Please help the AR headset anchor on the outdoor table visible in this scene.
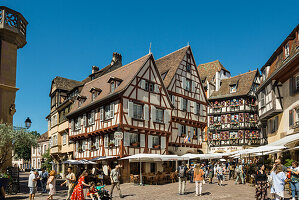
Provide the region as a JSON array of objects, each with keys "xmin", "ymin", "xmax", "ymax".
[{"xmin": 144, "ymin": 175, "xmax": 155, "ymax": 184}]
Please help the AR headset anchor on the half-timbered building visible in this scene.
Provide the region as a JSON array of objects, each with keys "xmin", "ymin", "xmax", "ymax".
[
  {"xmin": 156, "ymin": 46, "xmax": 208, "ymax": 155},
  {"xmin": 207, "ymin": 70, "xmax": 264, "ymax": 153},
  {"xmin": 66, "ymin": 54, "xmax": 173, "ymax": 181},
  {"xmin": 256, "ymin": 25, "xmax": 299, "ymax": 159}
]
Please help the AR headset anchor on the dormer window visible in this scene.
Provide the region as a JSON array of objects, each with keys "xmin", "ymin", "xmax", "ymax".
[
  {"xmin": 108, "ymin": 77, "xmax": 122, "ymax": 93},
  {"xmin": 230, "ymin": 84, "xmax": 237, "ymax": 93},
  {"xmin": 285, "ymin": 43, "xmax": 290, "ymax": 58},
  {"xmin": 90, "ymin": 87, "xmax": 102, "ymax": 101},
  {"xmin": 77, "ymin": 95, "xmax": 86, "ymax": 107}
]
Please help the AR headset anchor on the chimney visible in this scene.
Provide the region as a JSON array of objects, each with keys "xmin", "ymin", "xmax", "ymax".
[
  {"xmin": 111, "ymin": 52, "xmax": 122, "ymax": 66},
  {"xmin": 92, "ymin": 66, "xmax": 99, "ymax": 74}
]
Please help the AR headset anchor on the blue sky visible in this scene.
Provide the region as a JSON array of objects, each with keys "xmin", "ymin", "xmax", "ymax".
[{"xmin": 2, "ymin": 0, "xmax": 298, "ymax": 134}]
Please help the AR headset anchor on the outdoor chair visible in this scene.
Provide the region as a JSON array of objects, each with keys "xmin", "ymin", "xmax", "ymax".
[{"xmin": 170, "ymin": 172, "xmax": 177, "ymax": 183}]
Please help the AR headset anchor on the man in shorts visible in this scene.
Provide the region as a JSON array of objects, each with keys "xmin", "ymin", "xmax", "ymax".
[{"xmin": 28, "ymin": 170, "xmax": 39, "ymax": 200}]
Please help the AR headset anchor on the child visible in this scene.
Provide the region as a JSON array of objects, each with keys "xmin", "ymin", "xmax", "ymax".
[{"xmin": 87, "ymin": 182, "xmax": 100, "ymax": 200}]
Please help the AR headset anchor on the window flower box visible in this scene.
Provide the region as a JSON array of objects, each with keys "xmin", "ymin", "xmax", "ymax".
[
  {"xmin": 153, "ymin": 145, "xmax": 160, "ymax": 149},
  {"xmin": 108, "ymin": 143, "xmax": 115, "ymax": 148},
  {"xmin": 131, "ymin": 142, "xmax": 139, "ymax": 147},
  {"xmin": 91, "ymin": 145, "xmax": 96, "ymax": 151},
  {"xmin": 78, "ymin": 147, "xmax": 83, "ymax": 153}
]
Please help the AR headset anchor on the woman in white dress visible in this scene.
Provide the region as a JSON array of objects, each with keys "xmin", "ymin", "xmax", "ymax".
[
  {"xmin": 47, "ymin": 170, "xmax": 56, "ymax": 200},
  {"xmin": 270, "ymin": 165, "xmax": 286, "ymax": 200}
]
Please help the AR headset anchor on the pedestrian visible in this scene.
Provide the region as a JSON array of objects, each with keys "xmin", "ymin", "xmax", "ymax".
[
  {"xmin": 287, "ymin": 161, "xmax": 299, "ymax": 200},
  {"xmin": 216, "ymin": 163, "xmax": 224, "ymax": 186},
  {"xmin": 110, "ymin": 164, "xmax": 123, "ymax": 198},
  {"xmin": 270, "ymin": 164, "xmax": 286, "ymax": 200},
  {"xmin": 47, "ymin": 170, "xmax": 56, "ymax": 200},
  {"xmin": 87, "ymin": 182, "xmax": 100, "ymax": 200},
  {"xmin": 194, "ymin": 163, "xmax": 205, "ymax": 196},
  {"xmin": 235, "ymin": 162, "xmax": 244, "ymax": 184},
  {"xmin": 208, "ymin": 163, "xmax": 214, "ymax": 184},
  {"xmin": 40, "ymin": 167, "xmax": 49, "ymax": 194},
  {"xmin": 71, "ymin": 170, "xmax": 91, "ymax": 200},
  {"xmin": 176, "ymin": 161, "xmax": 188, "ymax": 195},
  {"xmin": 61, "ymin": 166, "xmax": 76, "ymax": 200},
  {"xmin": 189, "ymin": 164, "xmax": 195, "ymax": 183},
  {"xmin": 255, "ymin": 164, "xmax": 268, "ymax": 200},
  {"xmin": 271, "ymin": 159, "xmax": 287, "ymax": 172},
  {"xmin": 229, "ymin": 163, "xmax": 234, "ymax": 180},
  {"xmin": 28, "ymin": 170, "xmax": 39, "ymax": 200}
]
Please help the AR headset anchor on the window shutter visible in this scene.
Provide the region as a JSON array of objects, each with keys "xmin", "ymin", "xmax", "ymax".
[
  {"xmin": 140, "ymin": 79, "xmax": 146, "ymax": 89},
  {"xmin": 161, "ymin": 136, "xmax": 166, "ymax": 149},
  {"xmin": 193, "ymin": 102, "xmax": 197, "ymax": 114},
  {"xmin": 289, "ymin": 110, "xmax": 294, "ymax": 126},
  {"xmin": 110, "ymin": 103, "xmax": 114, "ymax": 119},
  {"xmin": 186, "ymin": 126, "xmax": 190, "ymax": 137},
  {"xmin": 128, "ymin": 102, "xmax": 133, "ymax": 118},
  {"xmin": 182, "ymin": 77, "xmax": 186, "ymax": 90},
  {"xmin": 83, "ymin": 114, "xmax": 87, "ymax": 127},
  {"xmin": 190, "ymin": 127, "xmax": 194, "ymax": 138},
  {"xmin": 78, "ymin": 116, "xmax": 81, "ymax": 127},
  {"xmin": 191, "ymin": 81, "xmax": 195, "ymax": 92},
  {"xmin": 82, "ymin": 140, "xmax": 86, "ymax": 151},
  {"xmin": 148, "ymin": 135, "xmax": 153, "ymax": 149},
  {"xmin": 197, "ymin": 128, "xmax": 201, "ymax": 138},
  {"xmin": 151, "ymin": 106, "xmax": 156, "ymax": 122},
  {"xmin": 154, "ymin": 84, "xmax": 159, "ymax": 93},
  {"xmin": 91, "ymin": 110, "xmax": 95, "ymax": 124},
  {"xmin": 104, "ymin": 135, "xmax": 108, "ymax": 148},
  {"xmin": 275, "ymin": 116, "xmax": 278, "ymax": 131},
  {"xmin": 200, "ymin": 104, "xmax": 203, "ymax": 116},
  {"xmin": 180, "ymin": 97, "xmax": 183, "ymax": 110},
  {"xmin": 88, "ymin": 138, "xmax": 91, "ymax": 150},
  {"xmin": 100, "ymin": 107, "xmax": 104, "ymax": 121},
  {"xmin": 164, "ymin": 110, "xmax": 170, "ymax": 124},
  {"xmin": 144, "ymin": 104, "xmax": 149, "ymax": 121},
  {"xmin": 124, "ymin": 132, "xmax": 130, "ymax": 147},
  {"xmin": 140, "ymin": 134, "xmax": 145, "ymax": 147},
  {"xmin": 96, "ymin": 136, "xmax": 99, "ymax": 149},
  {"xmin": 76, "ymin": 142, "xmax": 79, "ymax": 152},
  {"xmin": 187, "ymin": 100, "xmax": 190, "ymax": 112},
  {"xmin": 289, "ymin": 77, "xmax": 294, "ymax": 96},
  {"xmin": 172, "ymin": 95, "xmax": 175, "ymax": 106},
  {"xmin": 178, "ymin": 124, "xmax": 182, "ymax": 136},
  {"xmin": 71, "ymin": 119, "xmax": 74, "ymax": 131}
]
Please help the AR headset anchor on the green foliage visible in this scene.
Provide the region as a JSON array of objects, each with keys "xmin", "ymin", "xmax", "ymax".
[
  {"xmin": 284, "ymin": 159, "xmax": 295, "ymax": 167},
  {"xmin": 41, "ymin": 149, "xmax": 52, "ymax": 171},
  {"xmin": 0, "ymin": 124, "xmax": 38, "ymax": 170}
]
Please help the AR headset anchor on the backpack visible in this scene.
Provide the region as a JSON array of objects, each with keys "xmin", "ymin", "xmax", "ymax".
[{"xmin": 178, "ymin": 166, "xmax": 186, "ymax": 178}]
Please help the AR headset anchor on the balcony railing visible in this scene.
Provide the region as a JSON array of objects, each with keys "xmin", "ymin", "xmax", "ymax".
[{"xmin": 0, "ymin": 6, "xmax": 28, "ymax": 47}]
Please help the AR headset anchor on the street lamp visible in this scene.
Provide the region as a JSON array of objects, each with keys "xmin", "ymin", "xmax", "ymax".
[{"xmin": 25, "ymin": 117, "xmax": 32, "ymax": 129}]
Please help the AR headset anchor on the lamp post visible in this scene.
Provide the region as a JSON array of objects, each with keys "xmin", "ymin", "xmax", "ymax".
[{"xmin": 25, "ymin": 117, "xmax": 32, "ymax": 129}]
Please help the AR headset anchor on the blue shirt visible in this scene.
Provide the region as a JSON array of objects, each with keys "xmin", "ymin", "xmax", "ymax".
[{"xmin": 270, "ymin": 171, "xmax": 286, "ymax": 194}]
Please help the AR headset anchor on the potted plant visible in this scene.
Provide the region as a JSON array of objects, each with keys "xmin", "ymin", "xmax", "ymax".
[
  {"xmin": 153, "ymin": 144, "xmax": 160, "ymax": 149},
  {"xmin": 91, "ymin": 145, "xmax": 96, "ymax": 151},
  {"xmin": 78, "ymin": 147, "xmax": 83, "ymax": 153},
  {"xmin": 108, "ymin": 142, "xmax": 115, "ymax": 147},
  {"xmin": 0, "ymin": 173, "xmax": 9, "ymax": 189}
]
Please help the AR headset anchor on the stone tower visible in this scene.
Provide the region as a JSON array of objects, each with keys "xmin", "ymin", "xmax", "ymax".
[{"xmin": 0, "ymin": 6, "xmax": 28, "ymax": 124}]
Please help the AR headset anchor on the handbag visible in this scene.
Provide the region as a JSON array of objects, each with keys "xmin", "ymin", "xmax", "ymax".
[{"xmin": 267, "ymin": 175, "xmax": 273, "ymax": 185}]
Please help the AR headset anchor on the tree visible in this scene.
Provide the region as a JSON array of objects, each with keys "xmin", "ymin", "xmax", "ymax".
[
  {"xmin": 41, "ymin": 149, "xmax": 52, "ymax": 171},
  {"xmin": 0, "ymin": 124, "xmax": 38, "ymax": 171}
]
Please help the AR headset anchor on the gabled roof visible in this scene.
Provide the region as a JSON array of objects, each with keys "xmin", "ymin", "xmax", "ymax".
[
  {"xmin": 67, "ymin": 54, "xmax": 152, "ymax": 116},
  {"xmin": 51, "ymin": 76, "xmax": 82, "ymax": 92},
  {"xmin": 197, "ymin": 60, "xmax": 230, "ymax": 84},
  {"xmin": 38, "ymin": 131, "xmax": 49, "ymax": 142},
  {"xmin": 209, "ymin": 70, "xmax": 258, "ymax": 99},
  {"xmin": 155, "ymin": 46, "xmax": 189, "ymax": 88}
]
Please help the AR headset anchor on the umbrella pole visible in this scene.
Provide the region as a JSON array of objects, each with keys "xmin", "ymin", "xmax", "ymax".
[{"xmin": 139, "ymin": 158, "xmax": 143, "ymax": 186}]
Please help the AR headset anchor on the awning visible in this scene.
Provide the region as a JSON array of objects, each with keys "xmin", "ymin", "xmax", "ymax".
[
  {"xmin": 267, "ymin": 133, "xmax": 299, "ymax": 147},
  {"xmin": 90, "ymin": 156, "xmax": 119, "ymax": 161},
  {"xmin": 63, "ymin": 159, "xmax": 97, "ymax": 165}
]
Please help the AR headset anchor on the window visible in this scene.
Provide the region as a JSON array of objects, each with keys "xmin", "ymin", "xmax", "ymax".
[
  {"xmin": 75, "ymin": 117, "xmax": 81, "ymax": 130},
  {"xmin": 87, "ymin": 111, "xmax": 95, "ymax": 125},
  {"xmin": 145, "ymin": 82, "xmax": 154, "ymax": 92},
  {"xmin": 186, "ymin": 79, "xmax": 192, "ymax": 91},
  {"xmin": 51, "ymin": 95, "xmax": 56, "ymax": 107},
  {"xmin": 78, "ymin": 99, "xmax": 84, "ymax": 107},
  {"xmin": 182, "ymin": 98, "xmax": 188, "ymax": 111},
  {"xmin": 152, "ymin": 136, "xmax": 160, "ymax": 147},
  {"xmin": 150, "ymin": 163, "xmax": 156, "ymax": 173},
  {"xmin": 285, "ymin": 43, "xmax": 290, "ymax": 58},
  {"xmin": 186, "ymin": 64, "xmax": 191, "ymax": 72},
  {"xmin": 63, "ymin": 133, "xmax": 67, "ymax": 145},
  {"xmin": 289, "ymin": 109, "xmax": 294, "ymax": 127},
  {"xmin": 105, "ymin": 105, "xmax": 111, "ymax": 120},
  {"xmin": 296, "ymin": 76, "xmax": 299, "ymax": 92},
  {"xmin": 111, "ymin": 82, "xmax": 115, "ymax": 93},
  {"xmin": 129, "ymin": 133, "xmax": 139, "ymax": 146},
  {"xmin": 230, "ymin": 84, "xmax": 237, "ymax": 93},
  {"xmin": 261, "ymin": 90, "xmax": 265, "ymax": 107},
  {"xmin": 196, "ymin": 103, "xmax": 200, "ymax": 115},
  {"xmin": 91, "ymin": 92, "xmax": 97, "ymax": 101},
  {"xmin": 133, "ymin": 103, "xmax": 143, "ymax": 119},
  {"xmin": 180, "ymin": 124, "xmax": 186, "ymax": 136},
  {"xmin": 156, "ymin": 108, "xmax": 164, "ymax": 123}
]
